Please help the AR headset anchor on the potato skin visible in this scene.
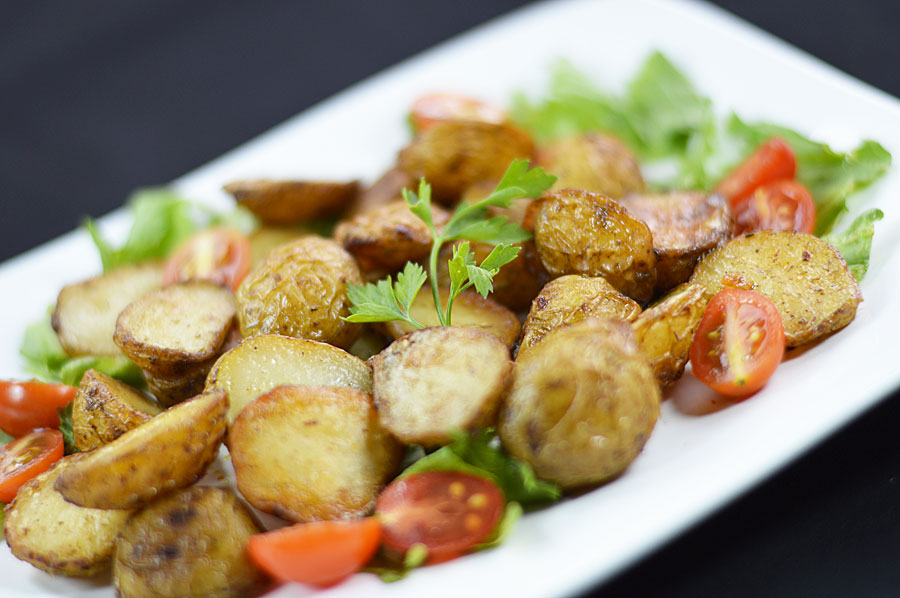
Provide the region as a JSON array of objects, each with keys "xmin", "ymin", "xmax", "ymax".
[
  {"xmin": 5, "ymin": 453, "xmax": 132, "ymax": 577},
  {"xmin": 370, "ymin": 326, "xmax": 513, "ymax": 445},
  {"xmin": 519, "ymin": 275, "xmax": 641, "ymax": 356},
  {"xmin": 533, "ymin": 189, "xmax": 657, "ymax": 304},
  {"xmin": 236, "ymin": 236, "xmax": 362, "ymax": 349},
  {"xmin": 73, "ymin": 368, "xmax": 161, "ymax": 452},
  {"xmin": 229, "ymin": 385, "xmax": 402, "ymax": 523},
  {"xmin": 538, "ymin": 133, "xmax": 644, "ymax": 198},
  {"xmin": 499, "ymin": 318, "xmax": 660, "ymax": 489},
  {"xmin": 690, "ymin": 231, "xmax": 862, "ymax": 347},
  {"xmin": 224, "ymin": 178, "xmax": 358, "ymax": 225},
  {"xmin": 114, "ymin": 486, "xmax": 265, "ymax": 598}
]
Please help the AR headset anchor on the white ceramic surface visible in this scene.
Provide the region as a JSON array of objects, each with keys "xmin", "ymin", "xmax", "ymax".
[{"xmin": 2, "ymin": 0, "xmax": 899, "ymax": 596}]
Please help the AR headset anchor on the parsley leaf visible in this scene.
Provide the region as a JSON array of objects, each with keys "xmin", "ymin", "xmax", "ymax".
[
  {"xmin": 345, "ymin": 262, "xmax": 427, "ymax": 328},
  {"xmin": 57, "ymin": 402, "xmax": 79, "ymax": 455}
]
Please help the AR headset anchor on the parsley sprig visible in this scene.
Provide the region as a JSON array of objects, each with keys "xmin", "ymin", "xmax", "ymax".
[{"xmin": 345, "ymin": 159, "xmax": 555, "ymax": 326}]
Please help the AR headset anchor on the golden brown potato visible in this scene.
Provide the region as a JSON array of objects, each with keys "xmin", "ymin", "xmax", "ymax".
[
  {"xmin": 538, "ymin": 133, "xmax": 644, "ymax": 198},
  {"xmin": 618, "ymin": 191, "xmax": 733, "ymax": 294},
  {"xmin": 533, "ymin": 189, "xmax": 657, "ymax": 304},
  {"xmin": 5, "ymin": 453, "xmax": 132, "ymax": 577},
  {"xmin": 113, "ymin": 487, "xmax": 265, "ymax": 598},
  {"xmin": 397, "ymin": 119, "xmax": 534, "ymax": 204},
  {"xmin": 114, "ymin": 282, "xmax": 236, "ymax": 377},
  {"xmin": 54, "ymin": 390, "xmax": 227, "ymax": 510},
  {"xmin": 382, "ymin": 286, "xmax": 520, "ymax": 348},
  {"xmin": 72, "ymin": 369, "xmax": 161, "ymax": 452},
  {"xmin": 52, "ymin": 262, "xmax": 163, "ymax": 357},
  {"xmin": 334, "ymin": 201, "xmax": 450, "ymax": 271},
  {"xmin": 236, "ymin": 236, "xmax": 362, "ymax": 349},
  {"xmin": 499, "ymin": 318, "xmax": 660, "ymax": 489},
  {"xmin": 224, "ymin": 178, "xmax": 358, "ymax": 225},
  {"xmin": 143, "ymin": 367, "xmax": 211, "ymax": 409},
  {"xmin": 370, "ymin": 326, "xmax": 513, "ymax": 445},
  {"xmin": 347, "ymin": 167, "xmax": 413, "ymax": 216},
  {"xmin": 519, "ymin": 275, "xmax": 641, "ymax": 356},
  {"xmin": 632, "ymin": 282, "xmax": 708, "ymax": 388},
  {"xmin": 690, "ymin": 231, "xmax": 862, "ymax": 347},
  {"xmin": 205, "ymin": 334, "xmax": 373, "ymax": 422},
  {"xmin": 249, "ymin": 226, "xmax": 307, "ymax": 267},
  {"xmin": 229, "ymin": 385, "xmax": 402, "ymax": 523}
]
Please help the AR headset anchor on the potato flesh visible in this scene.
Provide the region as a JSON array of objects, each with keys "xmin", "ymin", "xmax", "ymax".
[
  {"xmin": 228, "ymin": 385, "xmax": 402, "ymax": 522},
  {"xmin": 690, "ymin": 231, "xmax": 861, "ymax": 347},
  {"xmin": 73, "ymin": 368, "xmax": 161, "ymax": 452},
  {"xmin": 371, "ymin": 326, "xmax": 513, "ymax": 445},
  {"xmin": 539, "ymin": 133, "xmax": 644, "ymax": 199},
  {"xmin": 224, "ymin": 178, "xmax": 358, "ymax": 225}
]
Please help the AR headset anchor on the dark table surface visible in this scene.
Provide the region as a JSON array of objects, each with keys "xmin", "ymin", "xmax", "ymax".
[{"xmin": 2, "ymin": 1, "xmax": 899, "ymax": 596}]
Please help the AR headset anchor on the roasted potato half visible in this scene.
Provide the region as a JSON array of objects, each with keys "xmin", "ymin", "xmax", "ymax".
[
  {"xmin": 381, "ymin": 286, "xmax": 520, "ymax": 348},
  {"xmin": 249, "ymin": 226, "xmax": 308, "ymax": 267},
  {"xmin": 143, "ymin": 367, "xmax": 211, "ymax": 409},
  {"xmin": 371, "ymin": 326, "xmax": 513, "ymax": 445},
  {"xmin": 397, "ymin": 119, "xmax": 534, "ymax": 204},
  {"xmin": 499, "ymin": 318, "xmax": 660, "ymax": 489},
  {"xmin": 114, "ymin": 487, "xmax": 265, "ymax": 598},
  {"xmin": 114, "ymin": 282, "xmax": 236, "ymax": 377},
  {"xmin": 229, "ymin": 385, "xmax": 402, "ymax": 522},
  {"xmin": 52, "ymin": 262, "xmax": 163, "ymax": 357},
  {"xmin": 538, "ymin": 133, "xmax": 644, "ymax": 198},
  {"xmin": 632, "ymin": 282, "xmax": 708, "ymax": 389},
  {"xmin": 5, "ymin": 453, "xmax": 132, "ymax": 577},
  {"xmin": 236, "ymin": 236, "xmax": 362, "ymax": 349},
  {"xmin": 72, "ymin": 368, "xmax": 161, "ymax": 452},
  {"xmin": 54, "ymin": 390, "xmax": 227, "ymax": 510},
  {"xmin": 224, "ymin": 178, "xmax": 358, "ymax": 225},
  {"xmin": 533, "ymin": 189, "xmax": 657, "ymax": 304},
  {"xmin": 205, "ymin": 334, "xmax": 373, "ymax": 422},
  {"xmin": 690, "ymin": 231, "xmax": 862, "ymax": 347},
  {"xmin": 347, "ymin": 167, "xmax": 413, "ymax": 216},
  {"xmin": 519, "ymin": 275, "xmax": 641, "ymax": 356},
  {"xmin": 618, "ymin": 191, "xmax": 733, "ymax": 294}
]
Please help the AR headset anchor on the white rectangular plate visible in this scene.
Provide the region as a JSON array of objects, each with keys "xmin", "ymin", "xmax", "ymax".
[{"xmin": 3, "ymin": 0, "xmax": 899, "ymax": 596}]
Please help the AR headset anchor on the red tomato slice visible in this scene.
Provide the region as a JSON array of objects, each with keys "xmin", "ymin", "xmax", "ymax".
[
  {"xmin": 410, "ymin": 93, "xmax": 506, "ymax": 132},
  {"xmin": 731, "ymin": 179, "xmax": 816, "ymax": 235},
  {"xmin": 690, "ymin": 289, "xmax": 785, "ymax": 398},
  {"xmin": 0, "ymin": 380, "xmax": 76, "ymax": 438},
  {"xmin": 716, "ymin": 138, "xmax": 796, "ymax": 206},
  {"xmin": 0, "ymin": 429, "xmax": 64, "ymax": 502},
  {"xmin": 163, "ymin": 228, "xmax": 251, "ymax": 291},
  {"xmin": 376, "ymin": 471, "xmax": 504, "ymax": 563},
  {"xmin": 248, "ymin": 517, "xmax": 382, "ymax": 587}
]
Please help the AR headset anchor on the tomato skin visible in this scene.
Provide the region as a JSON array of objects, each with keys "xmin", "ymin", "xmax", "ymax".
[
  {"xmin": 376, "ymin": 471, "xmax": 504, "ymax": 563},
  {"xmin": 248, "ymin": 517, "xmax": 382, "ymax": 587},
  {"xmin": 409, "ymin": 93, "xmax": 506, "ymax": 132},
  {"xmin": 163, "ymin": 228, "xmax": 251, "ymax": 291},
  {"xmin": 690, "ymin": 289, "xmax": 785, "ymax": 398},
  {"xmin": 0, "ymin": 429, "xmax": 64, "ymax": 502},
  {"xmin": 0, "ymin": 380, "xmax": 76, "ymax": 438},
  {"xmin": 731, "ymin": 179, "xmax": 815, "ymax": 235},
  {"xmin": 716, "ymin": 138, "xmax": 797, "ymax": 206}
]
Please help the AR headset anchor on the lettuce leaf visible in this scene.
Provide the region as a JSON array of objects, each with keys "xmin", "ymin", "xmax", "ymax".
[{"xmin": 823, "ymin": 208, "xmax": 883, "ymax": 280}]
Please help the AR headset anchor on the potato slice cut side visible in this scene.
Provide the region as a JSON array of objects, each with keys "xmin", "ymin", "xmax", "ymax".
[{"xmin": 224, "ymin": 178, "xmax": 358, "ymax": 225}]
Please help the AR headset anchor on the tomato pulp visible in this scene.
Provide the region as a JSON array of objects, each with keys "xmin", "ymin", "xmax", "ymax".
[
  {"xmin": 732, "ymin": 179, "xmax": 815, "ymax": 235},
  {"xmin": 716, "ymin": 137, "xmax": 797, "ymax": 205},
  {"xmin": 0, "ymin": 428, "xmax": 64, "ymax": 502},
  {"xmin": 163, "ymin": 228, "xmax": 251, "ymax": 291}
]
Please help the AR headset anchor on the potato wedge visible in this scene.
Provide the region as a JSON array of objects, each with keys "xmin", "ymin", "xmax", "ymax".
[
  {"xmin": 690, "ymin": 231, "xmax": 862, "ymax": 347},
  {"xmin": 72, "ymin": 369, "xmax": 161, "ymax": 452},
  {"xmin": 538, "ymin": 133, "xmax": 644, "ymax": 198},
  {"xmin": 371, "ymin": 326, "xmax": 513, "ymax": 445},
  {"xmin": 618, "ymin": 191, "xmax": 733, "ymax": 294},
  {"xmin": 114, "ymin": 282, "xmax": 236, "ymax": 377},
  {"xmin": 143, "ymin": 367, "xmax": 210, "ymax": 409},
  {"xmin": 224, "ymin": 178, "xmax": 358, "ymax": 225},
  {"xmin": 205, "ymin": 334, "xmax": 373, "ymax": 422},
  {"xmin": 54, "ymin": 390, "xmax": 227, "ymax": 510},
  {"xmin": 382, "ymin": 286, "xmax": 520, "ymax": 348},
  {"xmin": 632, "ymin": 282, "xmax": 708, "ymax": 388},
  {"xmin": 5, "ymin": 453, "xmax": 132, "ymax": 577},
  {"xmin": 52, "ymin": 262, "xmax": 163, "ymax": 357},
  {"xmin": 229, "ymin": 385, "xmax": 402, "ymax": 522},
  {"xmin": 114, "ymin": 487, "xmax": 265, "ymax": 598},
  {"xmin": 519, "ymin": 275, "xmax": 641, "ymax": 356}
]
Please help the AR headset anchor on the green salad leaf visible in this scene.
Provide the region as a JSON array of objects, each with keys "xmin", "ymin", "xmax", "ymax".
[
  {"xmin": 0, "ymin": 429, "xmax": 12, "ymax": 445},
  {"xmin": 823, "ymin": 208, "xmax": 884, "ymax": 280}
]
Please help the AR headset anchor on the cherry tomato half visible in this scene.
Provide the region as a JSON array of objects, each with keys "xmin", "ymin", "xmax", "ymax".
[
  {"xmin": 409, "ymin": 93, "xmax": 507, "ymax": 133},
  {"xmin": 0, "ymin": 428, "xmax": 64, "ymax": 502},
  {"xmin": 731, "ymin": 179, "xmax": 816, "ymax": 235},
  {"xmin": 690, "ymin": 289, "xmax": 785, "ymax": 398},
  {"xmin": 716, "ymin": 138, "xmax": 796, "ymax": 206},
  {"xmin": 248, "ymin": 517, "xmax": 382, "ymax": 587},
  {"xmin": 163, "ymin": 228, "xmax": 251, "ymax": 291},
  {"xmin": 376, "ymin": 471, "xmax": 504, "ymax": 563},
  {"xmin": 0, "ymin": 380, "xmax": 76, "ymax": 438}
]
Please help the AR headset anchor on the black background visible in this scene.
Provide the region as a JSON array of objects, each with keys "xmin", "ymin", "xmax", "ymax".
[{"xmin": 2, "ymin": 1, "xmax": 900, "ymax": 596}]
